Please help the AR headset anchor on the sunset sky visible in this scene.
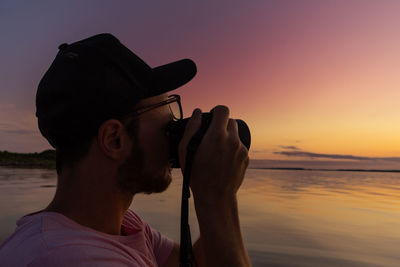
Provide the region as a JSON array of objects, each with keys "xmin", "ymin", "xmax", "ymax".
[{"xmin": 1, "ymin": 1, "xmax": 399, "ymax": 169}]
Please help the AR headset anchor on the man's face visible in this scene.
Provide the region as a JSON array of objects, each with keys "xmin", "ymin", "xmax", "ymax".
[{"xmin": 117, "ymin": 93, "xmax": 174, "ymax": 194}]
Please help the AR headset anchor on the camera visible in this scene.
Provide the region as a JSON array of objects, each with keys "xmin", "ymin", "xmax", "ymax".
[{"xmin": 166, "ymin": 112, "xmax": 251, "ymax": 168}]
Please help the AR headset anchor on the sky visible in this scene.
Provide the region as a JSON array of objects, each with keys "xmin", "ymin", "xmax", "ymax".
[{"xmin": 1, "ymin": 0, "xmax": 400, "ymax": 169}]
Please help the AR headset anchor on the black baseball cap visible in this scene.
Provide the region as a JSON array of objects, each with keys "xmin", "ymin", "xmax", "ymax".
[{"xmin": 36, "ymin": 33, "xmax": 197, "ymax": 148}]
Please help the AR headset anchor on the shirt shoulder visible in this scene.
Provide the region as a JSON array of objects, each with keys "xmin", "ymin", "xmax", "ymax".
[
  {"xmin": 0, "ymin": 212, "xmax": 47, "ymax": 266},
  {"xmin": 121, "ymin": 209, "xmax": 146, "ymax": 235},
  {"xmin": 0, "ymin": 210, "xmax": 173, "ymax": 267},
  {"xmin": 28, "ymin": 244, "xmax": 141, "ymax": 267},
  {"xmin": 122, "ymin": 210, "xmax": 175, "ymax": 266}
]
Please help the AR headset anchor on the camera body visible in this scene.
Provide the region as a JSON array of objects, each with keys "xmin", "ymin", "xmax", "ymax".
[{"xmin": 166, "ymin": 112, "xmax": 251, "ymax": 168}]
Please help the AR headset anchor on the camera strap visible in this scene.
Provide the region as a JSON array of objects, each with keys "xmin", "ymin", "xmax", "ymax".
[{"xmin": 179, "ymin": 115, "xmax": 211, "ymax": 267}]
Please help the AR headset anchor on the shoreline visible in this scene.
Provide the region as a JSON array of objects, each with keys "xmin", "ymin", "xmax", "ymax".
[
  {"xmin": 2, "ymin": 150, "xmax": 399, "ymax": 173},
  {"xmin": 0, "ymin": 163, "xmax": 55, "ymax": 169},
  {"xmin": 0, "ymin": 150, "xmax": 55, "ymax": 169},
  {"xmin": 249, "ymin": 167, "xmax": 400, "ymax": 173},
  {"xmin": 1, "ymin": 164, "xmax": 399, "ymax": 174}
]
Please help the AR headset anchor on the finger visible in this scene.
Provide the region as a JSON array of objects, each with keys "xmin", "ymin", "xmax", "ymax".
[
  {"xmin": 238, "ymin": 145, "xmax": 249, "ymax": 162},
  {"xmin": 178, "ymin": 108, "xmax": 202, "ymax": 170},
  {"xmin": 209, "ymin": 105, "xmax": 230, "ymax": 133},
  {"xmin": 227, "ymin": 119, "xmax": 240, "ymax": 149},
  {"xmin": 227, "ymin": 119, "xmax": 238, "ymax": 137},
  {"xmin": 182, "ymin": 108, "xmax": 203, "ymax": 141}
]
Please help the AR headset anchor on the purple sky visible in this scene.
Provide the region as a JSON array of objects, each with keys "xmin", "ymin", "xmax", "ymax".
[{"xmin": 1, "ymin": 0, "xmax": 265, "ymax": 152}]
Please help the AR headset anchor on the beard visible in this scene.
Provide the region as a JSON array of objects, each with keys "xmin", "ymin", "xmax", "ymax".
[{"xmin": 116, "ymin": 134, "xmax": 172, "ymax": 195}]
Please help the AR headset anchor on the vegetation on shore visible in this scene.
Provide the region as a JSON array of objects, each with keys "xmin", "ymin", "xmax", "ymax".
[{"xmin": 0, "ymin": 150, "xmax": 55, "ymax": 168}]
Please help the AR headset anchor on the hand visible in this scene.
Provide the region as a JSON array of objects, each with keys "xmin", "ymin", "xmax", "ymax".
[{"xmin": 178, "ymin": 106, "xmax": 249, "ymax": 201}]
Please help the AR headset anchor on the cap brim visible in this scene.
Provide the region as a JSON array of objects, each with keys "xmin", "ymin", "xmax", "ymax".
[{"xmin": 149, "ymin": 59, "xmax": 197, "ymax": 96}]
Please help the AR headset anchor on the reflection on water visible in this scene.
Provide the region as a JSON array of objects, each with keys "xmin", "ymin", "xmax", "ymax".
[
  {"xmin": 240, "ymin": 170, "xmax": 400, "ymax": 266},
  {"xmin": 1, "ymin": 166, "xmax": 400, "ymax": 266}
]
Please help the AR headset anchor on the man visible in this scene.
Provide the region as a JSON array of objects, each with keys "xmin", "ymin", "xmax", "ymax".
[{"xmin": 0, "ymin": 33, "xmax": 250, "ymax": 266}]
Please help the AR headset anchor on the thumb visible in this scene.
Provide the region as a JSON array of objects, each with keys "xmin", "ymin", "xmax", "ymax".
[{"xmin": 178, "ymin": 108, "xmax": 202, "ymax": 172}]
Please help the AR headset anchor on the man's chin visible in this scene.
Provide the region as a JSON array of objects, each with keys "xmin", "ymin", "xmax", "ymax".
[
  {"xmin": 157, "ymin": 170, "xmax": 173, "ymax": 192},
  {"xmin": 141, "ymin": 169, "xmax": 172, "ymax": 194}
]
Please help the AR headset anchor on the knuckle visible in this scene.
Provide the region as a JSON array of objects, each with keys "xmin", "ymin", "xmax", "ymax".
[
  {"xmin": 238, "ymin": 145, "xmax": 249, "ymax": 160},
  {"xmin": 228, "ymin": 134, "xmax": 240, "ymax": 148},
  {"xmin": 243, "ymin": 156, "xmax": 250, "ymax": 168},
  {"xmin": 229, "ymin": 118, "xmax": 237, "ymax": 125},
  {"xmin": 213, "ymin": 105, "xmax": 229, "ymax": 116},
  {"xmin": 228, "ymin": 118, "xmax": 236, "ymax": 125},
  {"xmin": 228, "ymin": 119, "xmax": 238, "ymax": 133}
]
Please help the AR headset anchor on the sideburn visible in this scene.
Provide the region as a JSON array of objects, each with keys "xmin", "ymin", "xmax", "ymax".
[{"xmin": 116, "ymin": 118, "xmax": 172, "ymax": 194}]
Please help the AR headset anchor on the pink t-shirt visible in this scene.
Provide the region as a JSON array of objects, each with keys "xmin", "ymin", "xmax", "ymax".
[{"xmin": 0, "ymin": 209, "xmax": 174, "ymax": 266}]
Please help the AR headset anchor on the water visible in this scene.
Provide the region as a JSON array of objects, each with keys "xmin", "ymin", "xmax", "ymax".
[{"xmin": 1, "ymin": 166, "xmax": 400, "ymax": 266}]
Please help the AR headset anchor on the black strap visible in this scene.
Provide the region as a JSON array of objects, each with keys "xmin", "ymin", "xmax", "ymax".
[{"xmin": 179, "ymin": 116, "xmax": 211, "ymax": 267}]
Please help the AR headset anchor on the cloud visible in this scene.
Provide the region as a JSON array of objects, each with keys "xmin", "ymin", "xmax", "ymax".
[
  {"xmin": 251, "ymin": 149, "xmax": 269, "ymax": 153},
  {"xmin": 274, "ymin": 150, "xmax": 400, "ymax": 162},
  {"xmin": 280, "ymin": 145, "xmax": 300, "ymax": 150}
]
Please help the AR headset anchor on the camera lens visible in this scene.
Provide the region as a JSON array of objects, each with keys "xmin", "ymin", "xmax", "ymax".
[{"xmin": 167, "ymin": 112, "xmax": 251, "ymax": 168}]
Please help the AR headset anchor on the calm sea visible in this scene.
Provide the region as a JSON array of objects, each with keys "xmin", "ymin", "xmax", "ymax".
[{"xmin": 1, "ymin": 166, "xmax": 400, "ymax": 266}]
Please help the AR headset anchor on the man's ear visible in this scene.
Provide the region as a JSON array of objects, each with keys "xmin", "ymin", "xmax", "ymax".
[{"xmin": 97, "ymin": 119, "xmax": 130, "ymax": 159}]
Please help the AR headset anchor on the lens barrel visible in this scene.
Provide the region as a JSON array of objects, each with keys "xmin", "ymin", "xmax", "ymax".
[{"xmin": 167, "ymin": 112, "xmax": 251, "ymax": 168}]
